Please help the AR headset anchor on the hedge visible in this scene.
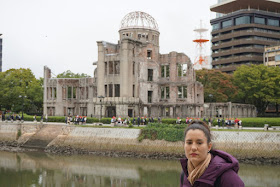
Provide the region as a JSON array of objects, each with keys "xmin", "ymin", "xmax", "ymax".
[
  {"xmin": 9, "ymin": 114, "xmax": 280, "ymax": 128},
  {"xmin": 20, "ymin": 115, "xmax": 113, "ymax": 125},
  {"xmin": 138, "ymin": 123, "xmax": 187, "ymax": 142}
]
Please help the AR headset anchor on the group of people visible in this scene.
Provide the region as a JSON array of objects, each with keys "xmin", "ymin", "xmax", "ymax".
[
  {"xmin": 110, "ymin": 116, "xmax": 129, "ymax": 126},
  {"xmin": 111, "ymin": 116, "xmax": 162, "ymax": 126},
  {"xmin": 216, "ymin": 118, "xmax": 242, "ymax": 128},
  {"xmin": 33, "ymin": 114, "xmax": 48, "ymax": 123},
  {"xmin": 66, "ymin": 115, "xmax": 87, "ymax": 125},
  {"xmin": 0, "ymin": 114, "xmax": 22, "ymax": 122}
]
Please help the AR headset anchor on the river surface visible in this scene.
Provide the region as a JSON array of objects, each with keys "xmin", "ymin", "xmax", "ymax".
[{"xmin": 0, "ymin": 151, "xmax": 279, "ymax": 187}]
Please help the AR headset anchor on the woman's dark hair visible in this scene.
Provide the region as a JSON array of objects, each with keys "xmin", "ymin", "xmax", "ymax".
[{"xmin": 184, "ymin": 120, "xmax": 212, "ymax": 144}]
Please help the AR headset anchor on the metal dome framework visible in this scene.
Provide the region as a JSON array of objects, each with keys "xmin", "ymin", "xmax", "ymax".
[{"xmin": 120, "ymin": 11, "xmax": 159, "ymax": 31}]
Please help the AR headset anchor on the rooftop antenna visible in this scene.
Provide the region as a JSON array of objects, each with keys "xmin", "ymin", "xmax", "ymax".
[{"xmin": 193, "ymin": 20, "xmax": 209, "ymax": 69}]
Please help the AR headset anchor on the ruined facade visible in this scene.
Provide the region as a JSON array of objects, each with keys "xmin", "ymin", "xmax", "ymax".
[
  {"xmin": 43, "ymin": 11, "xmax": 256, "ymax": 118},
  {"xmin": 43, "ymin": 11, "xmax": 204, "ymax": 118}
]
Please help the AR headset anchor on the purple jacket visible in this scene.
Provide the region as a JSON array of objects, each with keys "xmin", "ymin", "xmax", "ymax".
[{"xmin": 180, "ymin": 150, "xmax": 244, "ymax": 187}]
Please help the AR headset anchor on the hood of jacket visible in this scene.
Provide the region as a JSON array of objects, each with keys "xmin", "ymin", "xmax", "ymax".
[{"xmin": 180, "ymin": 149, "xmax": 240, "ymax": 186}]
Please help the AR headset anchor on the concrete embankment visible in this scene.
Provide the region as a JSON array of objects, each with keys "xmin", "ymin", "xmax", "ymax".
[{"xmin": 0, "ymin": 122, "xmax": 279, "ymax": 162}]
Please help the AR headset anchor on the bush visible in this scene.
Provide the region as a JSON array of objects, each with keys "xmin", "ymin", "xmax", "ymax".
[
  {"xmin": 161, "ymin": 118, "xmax": 177, "ymax": 124},
  {"xmin": 139, "ymin": 123, "xmax": 186, "ymax": 142},
  {"xmin": 17, "ymin": 129, "xmax": 22, "ymax": 139},
  {"xmin": 87, "ymin": 117, "xmax": 100, "ymax": 123},
  {"xmin": 101, "ymin": 118, "xmax": 111, "ymax": 124}
]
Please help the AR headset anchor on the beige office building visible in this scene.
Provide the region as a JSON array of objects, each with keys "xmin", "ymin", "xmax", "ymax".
[{"xmin": 264, "ymin": 45, "xmax": 280, "ymax": 67}]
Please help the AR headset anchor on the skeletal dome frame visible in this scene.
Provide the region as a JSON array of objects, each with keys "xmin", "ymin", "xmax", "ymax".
[{"xmin": 120, "ymin": 11, "xmax": 159, "ymax": 31}]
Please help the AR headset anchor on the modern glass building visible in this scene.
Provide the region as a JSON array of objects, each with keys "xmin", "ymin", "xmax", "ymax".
[{"xmin": 210, "ymin": 0, "xmax": 280, "ymax": 73}]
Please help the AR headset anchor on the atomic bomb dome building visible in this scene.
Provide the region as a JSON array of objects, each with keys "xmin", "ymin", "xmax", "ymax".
[
  {"xmin": 44, "ymin": 11, "xmax": 204, "ymax": 118},
  {"xmin": 44, "ymin": 11, "xmax": 257, "ymax": 118}
]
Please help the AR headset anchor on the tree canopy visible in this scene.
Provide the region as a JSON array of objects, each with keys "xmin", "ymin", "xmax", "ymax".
[
  {"xmin": 196, "ymin": 69, "xmax": 238, "ymax": 102},
  {"xmin": 233, "ymin": 65, "xmax": 280, "ymax": 115},
  {"xmin": 56, "ymin": 70, "xmax": 91, "ymax": 78},
  {"xmin": 0, "ymin": 68, "xmax": 43, "ymax": 113}
]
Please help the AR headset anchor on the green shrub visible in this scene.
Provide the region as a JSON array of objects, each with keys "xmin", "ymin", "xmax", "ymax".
[
  {"xmin": 139, "ymin": 123, "xmax": 186, "ymax": 142},
  {"xmin": 87, "ymin": 117, "xmax": 100, "ymax": 123},
  {"xmin": 17, "ymin": 129, "xmax": 22, "ymax": 139},
  {"xmin": 101, "ymin": 118, "xmax": 111, "ymax": 124},
  {"xmin": 161, "ymin": 118, "xmax": 177, "ymax": 124}
]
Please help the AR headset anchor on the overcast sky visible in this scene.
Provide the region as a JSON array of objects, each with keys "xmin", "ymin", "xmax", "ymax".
[{"xmin": 0, "ymin": 0, "xmax": 217, "ymax": 78}]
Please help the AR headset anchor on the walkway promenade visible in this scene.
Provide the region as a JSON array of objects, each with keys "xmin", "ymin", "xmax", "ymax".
[{"xmin": 2, "ymin": 120, "xmax": 276, "ymax": 131}]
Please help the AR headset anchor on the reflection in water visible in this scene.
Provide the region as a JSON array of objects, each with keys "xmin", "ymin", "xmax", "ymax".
[{"xmin": 0, "ymin": 151, "xmax": 279, "ymax": 187}]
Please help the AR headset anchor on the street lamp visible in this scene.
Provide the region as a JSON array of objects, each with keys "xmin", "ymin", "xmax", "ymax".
[
  {"xmin": 19, "ymin": 95, "xmax": 27, "ymax": 121},
  {"xmin": 98, "ymin": 95, "xmax": 105, "ymax": 122}
]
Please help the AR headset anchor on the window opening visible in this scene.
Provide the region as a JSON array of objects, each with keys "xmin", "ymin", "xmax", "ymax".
[
  {"xmin": 109, "ymin": 61, "xmax": 114, "ymax": 74},
  {"xmin": 161, "ymin": 87, "xmax": 165, "ymax": 99},
  {"xmin": 161, "ymin": 66, "xmax": 165, "ymax": 77},
  {"xmin": 73, "ymin": 87, "xmax": 77, "ymax": 99},
  {"xmin": 115, "ymin": 84, "xmax": 120, "ymax": 97},
  {"xmin": 133, "ymin": 62, "xmax": 135, "ymax": 75},
  {"xmin": 68, "ymin": 87, "xmax": 72, "ymax": 99},
  {"xmin": 166, "ymin": 65, "xmax": 170, "ymax": 77},
  {"xmin": 166, "ymin": 87, "xmax": 170, "ymax": 99},
  {"xmin": 105, "ymin": 62, "xmax": 107, "ymax": 75},
  {"xmin": 148, "ymin": 69, "xmax": 153, "ymax": 81},
  {"xmin": 54, "ymin": 87, "xmax": 57, "ymax": 99},
  {"xmin": 105, "ymin": 85, "xmax": 107, "ymax": 97},
  {"xmin": 147, "ymin": 50, "xmax": 152, "ymax": 59},
  {"xmin": 109, "ymin": 84, "xmax": 113, "ymax": 97},
  {"xmin": 114, "ymin": 61, "xmax": 120, "ymax": 74},
  {"xmin": 148, "ymin": 91, "xmax": 153, "ymax": 103}
]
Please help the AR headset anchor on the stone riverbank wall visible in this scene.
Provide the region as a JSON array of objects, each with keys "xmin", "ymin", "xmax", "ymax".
[{"xmin": 0, "ymin": 122, "xmax": 279, "ymax": 159}]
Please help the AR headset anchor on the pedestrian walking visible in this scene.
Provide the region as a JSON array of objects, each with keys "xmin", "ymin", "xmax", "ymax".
[
  {"xmin": 137, "ymin": 116, "xmax": 140, "ymax": 127},
  {"xmin": 45, "ymin": 114, "xmax": 48, "ymax": 123}
]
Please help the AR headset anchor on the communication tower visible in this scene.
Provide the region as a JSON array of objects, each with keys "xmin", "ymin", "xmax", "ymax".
[{"xmin": 193, "ymin": 21, "xmax": 209, "ymax": 69}]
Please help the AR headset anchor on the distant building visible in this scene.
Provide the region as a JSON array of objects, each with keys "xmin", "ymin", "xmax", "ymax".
[
  {"xmin": 264, "ymin": 45, "xmax": 280, "ymax": 67},
  {"xmin": 210, "ymin": 0, "xmax": 280, "ymax": 73},
  {"xmin": 0, "ymin": 34, "xmax": 2, "ymax": 72}
]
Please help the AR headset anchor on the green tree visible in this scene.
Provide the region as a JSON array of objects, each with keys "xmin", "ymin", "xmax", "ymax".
[
  {"xmin": 56, "ymin": 70, "xmax": 90, "ymax": 78},
  {"xmin": 268, "ymin": 67, "xmax": 280, "ymax": 115},
  {"xmin": 0, "ymin": 68, "xmax": 43, "ymax": 113},
  {"xmin": 196, "ymin": 69, "xmax": 238, "ymax": 102},
  {"xmin": 233, "ymin": 65, "xmax": 280, "ymax": 115}
]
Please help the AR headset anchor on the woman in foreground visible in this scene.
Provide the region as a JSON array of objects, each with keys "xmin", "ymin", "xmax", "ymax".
[{"xmin": 180, "ymin": 120, "xmax": 244, "ymax": 187}]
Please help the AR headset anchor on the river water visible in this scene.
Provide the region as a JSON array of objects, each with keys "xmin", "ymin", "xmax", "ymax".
[{"xmin": 0, "ymin": 151, "xmax": 279, "ymax": 187}]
